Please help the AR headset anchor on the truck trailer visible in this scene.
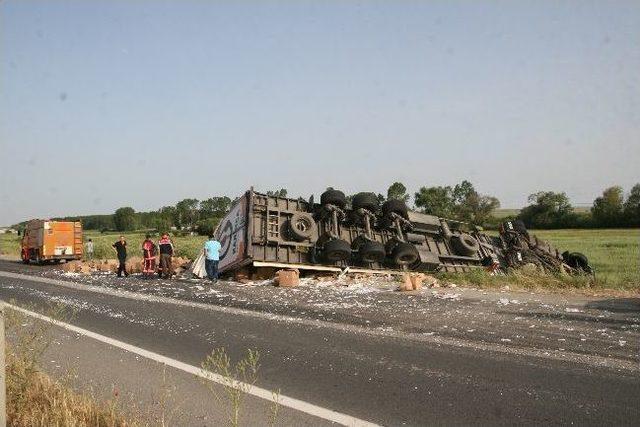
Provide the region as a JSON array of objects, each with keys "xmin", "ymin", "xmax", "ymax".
[
  {"xmin": 21, "ymin": 220, "xmax": 83, "ymax": 264},
  {"xmin": 214, "ymin": 189, "xmax": 591, "ymax": 276}
]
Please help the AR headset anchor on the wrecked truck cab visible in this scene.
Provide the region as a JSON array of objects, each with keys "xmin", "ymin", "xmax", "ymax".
[{"xmin": 213, "ymin": 188, "xmax": 591, "ymax": 276}]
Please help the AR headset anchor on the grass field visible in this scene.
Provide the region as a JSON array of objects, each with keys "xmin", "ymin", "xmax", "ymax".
[
  {"xmin": 529, "ymin": 228, "xmax": 639, "ymax": 289},
  {"xmin": 80, "ymin": 230, "xmax": 208, "ymax": 260},
  {"xmin": 0, "ymin": 230, "xmax": 207, "ymax": 261},
  {"xmin": 1, "ymin": 228, "xmax": 638, "ymax": 290},
  {"xmin": 492, "ymin": 207, "xmax": 591, "ymax": 218}
]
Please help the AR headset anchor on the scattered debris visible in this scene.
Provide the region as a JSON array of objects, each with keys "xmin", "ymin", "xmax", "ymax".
[
  {"xmin": 60, "ymin": 257, "xmax": 191, "ymax": 276},
  {"xmin": 274, "ymin": 269, "xmax": 300, "ymax": 288}
]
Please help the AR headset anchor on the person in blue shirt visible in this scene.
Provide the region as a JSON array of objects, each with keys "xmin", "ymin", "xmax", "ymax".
[{"xmin": 203, "ymin": 235, "xmax": 222, "ymax": 281}]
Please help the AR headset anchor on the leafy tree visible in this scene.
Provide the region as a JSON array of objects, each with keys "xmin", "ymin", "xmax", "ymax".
[
  {"xmin": 591, "ymin": 186, "xmax": 624, "ymax": 227},
  {"xmin": 157, "ymin": 206, "xmax": 177, "ymax": 229},
  {"xmin": 113, "ymin": 207, "xmax": 137, "ymax": 231},
  {"xmin": 518, "ymin": 191, "xmax": 575, "ymax": 229},
  {"xmin": 200, "ymin": 197, "xmax": 232, "ymax": 218},
  {"xmin": 175, "ymin": 198, "xmax": 200, "ymax": 230},
  {"xmin": 623, "ymin": 183, "xmax": 640, "ymax": 227},
  {"xmin": 387, "ymin": 182, "xmax": 410, "ymax": 203},
  {"xmin": 195, "ymin": 218, "xmax": 222, "ymax": 236},
  {"xmin": 387, "ymin": 182, "xmax": 407, "ymax": 200},
  {"xmin": 266, "ymin": 189, "xmax": 288, "ymax": 198},
  {"xmin": 414, "ymin": 186, "xmax": 455, "ymax": 217},
  {"xmin": 452, "ymin": 180, "xmax": 500, "ymax": 224}
]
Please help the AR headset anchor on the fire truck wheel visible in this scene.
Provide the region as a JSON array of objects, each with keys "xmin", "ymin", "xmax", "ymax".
[
  {"xmin": 352, "ymin": 192, "xmax": 379, "ymax": 213},
  {"xmin": 323, "ymin": 239, "xmax": 351, "ymax": 262},
  {"xmin": 320, "ymin": 189, "xmax": 347, "ymax": 208},
  {"xmin": 288, "ymin": 212, "xmax": 315, "ymax": 241},
  {"xmin": 358, "ymin": 240, "xmax": 386, "ymax": 263},
  {"xmin": 382, "ymin": 199, "xmax": 409, "ymax": 219},
  {"xmin": 450, "ymin": 233, "xmax": 480, "ymax": 256},
  {"xmin": 391, "ymin": 242, "xmax": 419, "ymax": 266}
]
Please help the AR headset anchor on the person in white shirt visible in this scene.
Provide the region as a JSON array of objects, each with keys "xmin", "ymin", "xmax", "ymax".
[{"xmin": 85, "ymin": 238, "xmax": 94, "ymax": 260}]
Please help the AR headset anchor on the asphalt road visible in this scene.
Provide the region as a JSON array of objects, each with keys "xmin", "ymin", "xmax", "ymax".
[{"xmin": 0, "ymin": 260, "xmax": 638, "ymax": 426}]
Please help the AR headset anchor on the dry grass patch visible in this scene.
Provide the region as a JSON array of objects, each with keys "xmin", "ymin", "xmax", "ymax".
[{"xmin": 4, "ymin": 305, "xmax": 140, "ymax": 427}]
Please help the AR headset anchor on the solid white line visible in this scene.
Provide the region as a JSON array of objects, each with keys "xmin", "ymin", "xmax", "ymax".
[{"xmin": 5, "ymin": 303, "xmax": 379, "ymax": 427}]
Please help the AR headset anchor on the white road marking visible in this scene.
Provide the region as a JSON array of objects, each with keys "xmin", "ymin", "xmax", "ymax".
[
  {"xmin": 6, "ymin": 303, "xmax": 379, "ymax": 427},
  {"xmin": 0, "ymin": 270, "xmax": 637, "ymax": 372}
]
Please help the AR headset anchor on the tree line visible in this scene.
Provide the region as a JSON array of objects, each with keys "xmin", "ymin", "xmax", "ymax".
[{"xmin": 33, "ymin": 182, "xmax": 639, "ymax": 233}]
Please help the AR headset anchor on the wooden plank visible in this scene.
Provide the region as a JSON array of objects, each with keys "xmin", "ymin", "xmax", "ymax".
[{"xmin": 251, "ymin": 261, "xmax": 405, "ymax": 276}]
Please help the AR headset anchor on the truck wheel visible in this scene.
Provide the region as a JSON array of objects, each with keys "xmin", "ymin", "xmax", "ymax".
[
  {"xmin": 288, "ymin": 212, "xmax": 315, "ymax": 241},
  {"xmin": 391, "ymin": 242, "xmax": 419, "ymax": 266},
  {"xmin": 21, "ymin": 250, "xmax": 29, "ymax": 264},
  {"xmin": 323, "ymin": 239, "xmax": 351, "ymax": 262},
  {"xmin": 352, "ymin": 192, "xmax": 379, "ymax": 213},
  {"xmin": 358, "ymin": 240, "xmax": 386, "ymax": 263},
  {"xmin": 450, "ymin": 233, "xmax": 480, "ymax": 256},
  {"xmin": 382, "ymin": 199, "xmax": 408, "ymax": 219},
  {"xmin": 565, "ymin": 252, "xmax": 591, "ymax": 272},
  {"xmin": 320, "ymin": 189, "xmax": 347, "ymax": 208}
]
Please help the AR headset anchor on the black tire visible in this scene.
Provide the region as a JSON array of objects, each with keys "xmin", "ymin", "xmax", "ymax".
[
  {"xmin": 352, "ymin": 192, "xmax": 379, "ymax": 212},
  {"xmin": 567, "ymin": 252, "xmax": 591, "ymax": 271},
  {"xmin": 21, "ymin": 250, "xmax": 29, "ymax": 264},
  {"xmin": 358, "ymin": 240, "xmax": 386, "ymax": 263},
  {"xmin": 382, "ymin": 199, "xmax": 408, "ymax": 219},
  {"xmin": 320, "ymin": 189, "xmax": 347, "ymax": 208},
  {"xmin": 390, "ymin": 242, "xmax": 419, "ymax": 266},
  {"xmin": 288, "ymin": 212, "xmax": 315, "ymax": 241},
  {"xmin": 323, "ymin": 239, "xmax": 351, "ymax": 262},
  {"xmin": 450, "ymin": 233, "xmax": 480, "ymax": 256}
]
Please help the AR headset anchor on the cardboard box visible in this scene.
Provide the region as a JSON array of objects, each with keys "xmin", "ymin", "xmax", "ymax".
[{"xmin": 274, "ymin": 269, "xmax": 299, "ymax": 287}]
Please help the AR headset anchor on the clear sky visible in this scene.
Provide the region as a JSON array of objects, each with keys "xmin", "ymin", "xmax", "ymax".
[{"xmin": 1, "ymin": 0, "xmax": 639, "ymax": 225}]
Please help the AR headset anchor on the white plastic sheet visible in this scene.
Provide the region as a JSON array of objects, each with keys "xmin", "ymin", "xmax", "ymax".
[{"xmin": 190, "ymin": 250, "xmax": 206, "ymax": 278}]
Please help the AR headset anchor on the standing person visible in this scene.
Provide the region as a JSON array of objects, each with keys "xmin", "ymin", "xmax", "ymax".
[
  {"xmin": 204, "ymin": 235, "xmax": 222, "ymax": 281},
  {"xmin": 157, "ymin": 233, "xmax": 174, "ymax": 279},
  {"xmin": 112, "ymin": 235, "xmax": 129, "ymax": 277},
  {"xmin": 85, "ymin": 238, "xmax": 94, "ymax": 260},
  {"xmin": 142, "ymin": 234, "xmax": 157, "ymax": 278}
]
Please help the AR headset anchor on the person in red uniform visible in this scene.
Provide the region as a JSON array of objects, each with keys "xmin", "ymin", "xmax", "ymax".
[{"xmin": 142, "ymin": 234, "xmax": 157, "ymax": 278}]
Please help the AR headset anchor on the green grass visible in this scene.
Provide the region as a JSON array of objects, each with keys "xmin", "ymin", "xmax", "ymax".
[
  {"xmin": 2, "ymin": 228, "xmax": 638, "ymax": 290},
  {"xmin": 492, "ymin": 207, "xmax": 590, "ymax": 218},
  {"xmin": 491, "ymin": 208, "xmax": 521, "ymax": 219},
  {"xmin": 530, "ymin": 228, "xmax": 639, "ymax": 288},
  {"xmin": 441, "ymin": 228, "xmax": 639, "ymax": 291},
  {"xmin": 0, "ymin": 233, "xmax": 21, "ymax": 257},
  {"xmin": 83, "ymin": 230, "xmax": 207, "ymax": 260},
  {"xmin": 0, "ymin": 231, "xmax": 207, "ymax": 260}
]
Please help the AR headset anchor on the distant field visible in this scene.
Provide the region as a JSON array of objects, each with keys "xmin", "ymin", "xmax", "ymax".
[
  {"xmin": 492, "ymin": 207, "xmax": 591, "ymax": 219},
  {"xmin": 1, "ymin": 228, "xmax": 638, "ymax": 289},
  {"xmin": 0, "ymin": 231, "xmax": 206, "ymax": 261},
  {"xmin": 531, "ymin": 228, "xmax": 639, "ymax": 288},
  {"xmin": 82, "ymin": 231, "xmax": 207, "ymax": 260}
]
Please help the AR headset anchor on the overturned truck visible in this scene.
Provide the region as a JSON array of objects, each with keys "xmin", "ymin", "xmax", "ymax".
[{"xmin": 214, "ymin": 188, "xmax": 591, "ymax": 276}]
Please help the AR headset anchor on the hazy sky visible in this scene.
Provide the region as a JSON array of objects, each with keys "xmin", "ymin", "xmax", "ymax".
[{"xmin": 1, "ymin": 0, "xmax": 639, "ymax": 225}]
